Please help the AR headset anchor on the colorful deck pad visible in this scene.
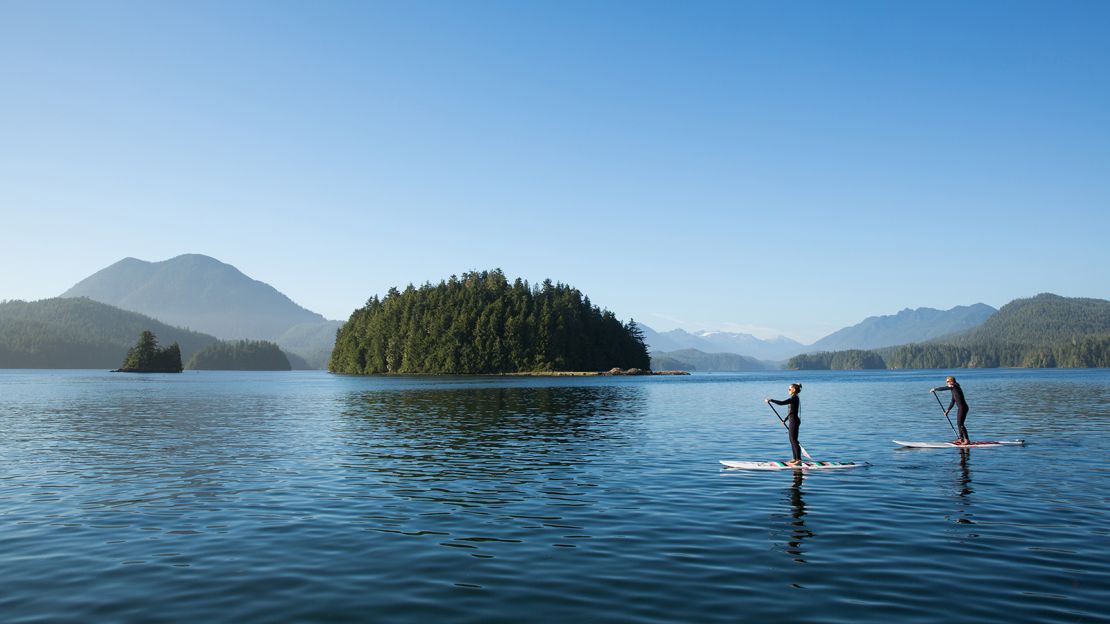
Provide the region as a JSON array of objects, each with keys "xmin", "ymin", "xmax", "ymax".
[
  {"xmin": 719, "ymin": 460, "xmax": 867, "ymax": 470},
  {"xmin": 893, "ymin": 439, "xmax": 1025, "ymax": 448}
]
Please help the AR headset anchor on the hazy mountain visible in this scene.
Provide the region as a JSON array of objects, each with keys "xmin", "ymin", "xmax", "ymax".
[
  {"xmin": 651, "ymin": 348, "xmax": 773, "ymax": 372},
  {"xmin": 275, "ymin": 320, "xmax": 343, "ymax": 370},
  {"xmin": 808, "ymin": 303, "xmax": 997, "ymax": 352},
  {"xmin": 62, "ymin": 254, "xmax": 325, "ymax": 339},
  {"xmin": 0, "ymin": 297, "xmax": 218, "ymax": 368},
  {"xmin": 639, "ymin": 325, "xmax": 806, "ymax": 361},
  {"xmin": 60, "ymin": 254, "xmax": 338, "ymax": 368}
]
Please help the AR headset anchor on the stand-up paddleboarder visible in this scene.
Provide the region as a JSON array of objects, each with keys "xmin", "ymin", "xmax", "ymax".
[
  {"xmin": 766, "ymin": 383, "xmax": 803, "ymax": 466},
  {"xmin": 931, "ymin": 375, "xmax": 970, "ymax": 445}
]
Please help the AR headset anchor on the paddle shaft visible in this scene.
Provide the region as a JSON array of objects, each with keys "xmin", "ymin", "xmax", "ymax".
[
  {"xmin": 933, "ymin": 391, "xmax": 959, "ymax": 437},
  {"xmin": 768, "ymin": 402, "xmax": 813, "ymax": 460}
]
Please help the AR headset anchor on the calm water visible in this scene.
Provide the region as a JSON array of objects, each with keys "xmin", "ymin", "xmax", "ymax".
[{"xmin": 1, "ymin": 369, "xmax": 1107, "ymax": 623}]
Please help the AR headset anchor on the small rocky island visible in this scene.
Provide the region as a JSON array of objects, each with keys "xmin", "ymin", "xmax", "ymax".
[{"xmin": 115, "ymin": 330, "xmax": 183, "ymax": 373}]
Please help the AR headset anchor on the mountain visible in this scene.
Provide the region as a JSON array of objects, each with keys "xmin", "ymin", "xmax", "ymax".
[
  {"xmin": 639, "ymin": 325, "xmax": 806, "ymax": 361},
  {"xmin": 791, "ymin": 294, "xmax": 1110, "ymax": 369},
  {"xmin": 0, "ymin": 297, "xmax": 218, "ymax": 368},
  {"xmin": 650, "ymin": 348, "xmax": 773, "ymax": 372},
  {"xmin": 60, "ymin": 254, "xmax": 338, "ymax": 367},
  {"xmin": 808, "ymin": 303, "xmax": 997, "ymax": 352},
  {"xmin": 938, "ymin": 293, "xmax": 1110, "ymax": 346},
  {"xmin": 275, "ymin": 320, "xmax": 343, "ymax": 370},
  {"xmin": 62, "ymin": 254, "xmax": 324, "ymax": 339}
]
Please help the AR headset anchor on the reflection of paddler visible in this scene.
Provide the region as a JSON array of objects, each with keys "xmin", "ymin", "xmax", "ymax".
[
  {"xmin": 785, "ymin": 472, "xmax": 813, "ymax": 562},
  {"xmin": 766, "ymin": 383, "xmax": 803, "ymax": 466},
  {"xmin": 958, "ymin": 447, "xmax": 972, "ymax": 497},
  {"xmin": 931, "ymin": 375, "xmax": 970, "ymax": 445}
]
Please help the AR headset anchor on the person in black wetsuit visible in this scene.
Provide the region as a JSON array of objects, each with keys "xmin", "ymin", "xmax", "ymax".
[
  {"xmin": 766, "ymin": 383, "xmax": 803, "ymax": 465},
  {"xmin": 931, "ymin": 375, "xmax": 970, "ymax": 444}
]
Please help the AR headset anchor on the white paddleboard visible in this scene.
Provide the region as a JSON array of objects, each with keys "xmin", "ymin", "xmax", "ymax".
[
  {"xmin": 719, "ymin": 460, "xmax": 867, "ymax": 470},
  {"xmin": 893, "ymin": 439, "xmax": 1025, "ymax": 448}
]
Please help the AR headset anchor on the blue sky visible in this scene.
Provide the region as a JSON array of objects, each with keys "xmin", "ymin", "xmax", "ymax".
[{"xmin": 2, "ymin": 1, "xmax": 1108, "ymax": 342}]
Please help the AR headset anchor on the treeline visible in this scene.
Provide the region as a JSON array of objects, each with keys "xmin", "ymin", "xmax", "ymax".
[
  {"xmin": 786, "ymin": 350, "xmax": 886, "ymax": 370},
  {"xmin": 330, "ymin": 269, "xmax": 651, "ymax": 374},
  {"xmin": 788, "ymin": 337, "xmax": 1110, "ymax": 370},
  {"xmin": 884, "ymin": 337, "xmax": 1110, "ymax": 368},
  {"xmin": 186, "ymin": 340, "xmax": 292, "ymax": 370},
  {"xmin": 119, "ymin": 331, "xmax": 183, "ymax": 372}
]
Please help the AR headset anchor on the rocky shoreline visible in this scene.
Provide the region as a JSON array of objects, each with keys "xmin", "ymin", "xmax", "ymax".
[{"xmin": 505, "ymin": 368, "xmax": 689, "ymax": 377}]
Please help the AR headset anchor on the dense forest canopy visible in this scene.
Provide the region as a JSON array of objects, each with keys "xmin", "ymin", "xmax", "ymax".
[
  {"xmin": 118, "ymin": 330, "xmax": 183, "ymax": 372},
  {"xmin": 329, "ymin": 270, "xmax": 651, "ymax": 374},
  {"xmin": 186, "ymin": 340, "xmax": 292, "ymax": 370},
  {"xmin": 788, "ymin": 294, "xmax": 1110, "ymax": 370}
]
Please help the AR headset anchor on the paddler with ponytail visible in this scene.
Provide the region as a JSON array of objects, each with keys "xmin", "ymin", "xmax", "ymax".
[
  {"xmin": 766, "ymin": 383, "xmax": 803, "ymax": 466},
  {"xmin": 931, "ymin": 375, "xmax": 970, "ymax": 445}
]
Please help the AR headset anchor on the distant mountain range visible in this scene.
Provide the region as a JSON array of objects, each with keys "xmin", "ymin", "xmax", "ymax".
[
  {"xmin": 60, "ymin": 254, "xmax": 340, "ymax": 368},
  {"xmin": 790, "ymin": 293, "xmax": 1110, "ymax": 369},
  {"xmin": 650, "ymin": 348, "xmax": 773, "ymax": 372},
  {"xmin": 642, "ymin": 303, "xmax": 998, "ymax": 369},
  {"xmin": 807, "ymin": 303, "xmax": 997, "ymax": 352},
  {"xmin": 639, "ymin": 326, "xmax": 806, "ymax": 361}
]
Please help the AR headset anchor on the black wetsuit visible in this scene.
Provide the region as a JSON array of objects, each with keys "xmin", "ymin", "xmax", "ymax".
[
  {"xmin": 933, "ymin": 383, "xmax": 969, "ymax": 441},
  {"xmin": 770, "ymin": 395, "xmax": 801, "ymax": 461}
]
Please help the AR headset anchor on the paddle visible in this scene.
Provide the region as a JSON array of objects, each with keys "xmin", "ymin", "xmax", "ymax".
[
  {"xmin": 931, "ymin": 390, "xmax": 959, "ymax": 438},
  {"xmin": 767, "ymin": 402, "xmax": 813, "ymax": 460}
]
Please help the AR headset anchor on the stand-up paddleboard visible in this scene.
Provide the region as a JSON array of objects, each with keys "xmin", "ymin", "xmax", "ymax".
[
  {"xmin": 720, "ymin": 460, "xmax": 867, "ymax": 470},
  {"xmin": 893, "ymin": 439, "xmax": 1024, "ymax": 448}
]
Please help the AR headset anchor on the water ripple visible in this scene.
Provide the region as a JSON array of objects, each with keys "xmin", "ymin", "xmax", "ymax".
[{"xmin": 0, "ymin": 369, "xmax": 1107, "ymax": 622}]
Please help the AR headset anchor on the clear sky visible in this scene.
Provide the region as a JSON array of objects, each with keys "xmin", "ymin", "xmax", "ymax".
[{"xmin": 2, "ymin": 1, "xmax": 1108, "ymax": 343}]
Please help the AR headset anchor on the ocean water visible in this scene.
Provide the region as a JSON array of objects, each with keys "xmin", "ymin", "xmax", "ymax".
[{"xmin": 0, "ymin": 368, "xmax": 1107, "ymax": 623}]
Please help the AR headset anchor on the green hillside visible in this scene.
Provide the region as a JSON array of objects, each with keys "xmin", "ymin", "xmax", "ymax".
[
  {"xmin": 940, "ymin": 293, "xmax": 1110, "ymax": 346},
  {"xmin": 0, "ymin": 298, "xmax": 217, "ymax": 368},
  {"xmin": 789, "ymin": 294, "xmax": 1110, "ymax": 369}
]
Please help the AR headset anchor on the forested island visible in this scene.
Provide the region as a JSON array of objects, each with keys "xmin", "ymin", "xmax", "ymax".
[
  {"xmin": 116, "ymin": 331, "xmax": 183, "ymax": 373},
  {"xmin": 329, "ymin": 270, "xmax": 651, "ymax": 374},
  {"xmin": 186, "ymin": 340, "xmax": 292, "ymax": 370},
  {"xmin": 788, "ymin": 294, "xmax": 1110, "ymax": 370}
]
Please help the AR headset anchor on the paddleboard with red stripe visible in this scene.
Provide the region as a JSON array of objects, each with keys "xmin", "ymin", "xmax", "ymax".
[
  {"xmin": 893, "ymin": 439, "xmax": 1024, "ymax": 448},
  {"xmin": 719, "ymin": 460, "xmax": 867, "ymax": 470}
]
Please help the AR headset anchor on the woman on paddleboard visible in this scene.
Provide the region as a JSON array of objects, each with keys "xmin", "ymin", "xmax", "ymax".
[
  {"xmin": 931, "ymin": 375, "xmax": 970, "ymax": 445},
  {"xmin": 767, "ymin": 383, "xmax": 803, "ymax": 466}
]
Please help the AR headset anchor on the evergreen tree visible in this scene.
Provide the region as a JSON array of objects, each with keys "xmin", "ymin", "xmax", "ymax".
[{"xmin": 119, "ymin": 330, "xmax": 183, "ymax": 372}]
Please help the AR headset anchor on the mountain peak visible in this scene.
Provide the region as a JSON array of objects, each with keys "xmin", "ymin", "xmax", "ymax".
[{"xmin": 60, "ymin": 254, "xmax": 326, "ymax": 340}]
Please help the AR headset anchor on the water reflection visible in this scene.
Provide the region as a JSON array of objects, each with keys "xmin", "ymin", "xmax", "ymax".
[
  {"xmin": 333, "ymin": 385, "xmax": 649, "ymax": 556},
  {"xmin": 949, "ymin": 448, "xmax": 979, "ymax": 535},
  {"xmin": 779, "ymin": 472, "xmax": 813, "ymax": 564}
]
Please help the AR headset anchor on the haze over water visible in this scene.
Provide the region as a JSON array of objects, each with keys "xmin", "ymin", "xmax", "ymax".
[{"xmin": 1, "ymin": 369, "xmax": 1107, "ymax": 622}]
